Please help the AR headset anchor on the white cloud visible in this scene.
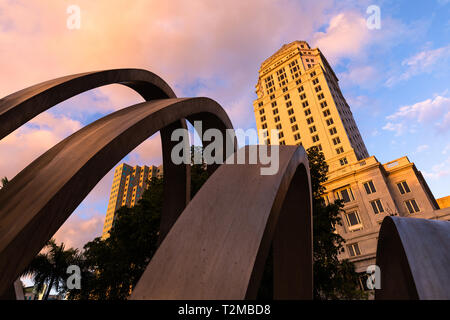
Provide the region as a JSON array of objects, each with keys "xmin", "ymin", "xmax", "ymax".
[
  {"xmin": 422, "ymin": 156, "xmax": 450, "ymax": 180},
  {"xmin": 386, "ymin": 45, "xmax": 450, "ymax": 86},
  {"xmin": 416, "ymin": 144, "xmax": 429, "ymax": 153},
  {"xmin": 383, "ymin": 95, "xmax": 450, "ymax": 135},
  {"xmin": 312, "ymin": 11, "xmax": 371, "ymax": 65}
]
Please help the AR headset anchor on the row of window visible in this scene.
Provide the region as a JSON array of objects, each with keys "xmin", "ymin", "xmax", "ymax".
[
  {"xmin": 345, "ymin": 198, "xmax": 420, "ymax": 232},
  {"xmin": 334, "ymin": 179, "xmax": 411, "ymax": 200}
]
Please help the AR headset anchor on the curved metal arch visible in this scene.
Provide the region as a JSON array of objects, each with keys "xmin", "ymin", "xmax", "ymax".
[
  {"xmin": 375, "ymin": 216, "xmax": 450, "ymax": 300},
  {"xmin": 131, "ymin": 145, "xmax": 313, "ymax": 299},
  {"xmin": 0, "ymin": 68, "xmax": 191, "ymax": 256},
  {"xmin": 0, "ymin": 97, "xmax": 234, "ymax": 297},
  {"xmin": 0, "ymin": 68, "xmax": 176, "ymax": 140}
]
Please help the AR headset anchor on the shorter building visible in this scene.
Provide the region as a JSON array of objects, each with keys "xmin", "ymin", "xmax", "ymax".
[
  {"xmin": 437, "ymin": 195, "xmax": 450, "ymax": 209},
  {"xmin": 101, "ymin": 163, "xmax": 163, "ymax": 239},
  {"xmin": 325, "ymin": 155, "xmax": 450, "ymax": 273}
]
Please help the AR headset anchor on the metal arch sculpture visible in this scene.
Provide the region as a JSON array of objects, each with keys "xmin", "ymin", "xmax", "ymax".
[
  {"xmin": 375, "ymin": 216, "xmax": 450, "ymax": 300},
  {"xmin": 131, "ymin": 145, "xmax": 312, "ymax": 299},
  {"xmin": 0, "ymin": 97, "xmax": 234, "ymax": 297},
  {"xmin": 0, "ymin": 68, "xmax": 313, "ymax": 300}
]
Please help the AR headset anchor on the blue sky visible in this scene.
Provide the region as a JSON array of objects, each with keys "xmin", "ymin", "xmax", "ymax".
[{"xmin": 0, "ymin": 0, "xmax": 449, "ymax": 250}]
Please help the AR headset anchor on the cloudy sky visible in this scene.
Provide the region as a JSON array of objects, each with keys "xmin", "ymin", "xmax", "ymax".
[{"xmin": 0, "ymin": 0, "xmax": 449, "ymax": 250}]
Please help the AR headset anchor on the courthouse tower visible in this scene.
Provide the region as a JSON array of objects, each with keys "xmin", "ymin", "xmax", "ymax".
[
  {"xmin": 253, "ymin": 41, "xmax": 448, "ymax": 277},
  {"xmin": 254, "ymin": 40, "xmax": 369, "ymax": 173},
  {"xmin": 101, "ymin": 163, "xmax": 163, "ymax": 239}
]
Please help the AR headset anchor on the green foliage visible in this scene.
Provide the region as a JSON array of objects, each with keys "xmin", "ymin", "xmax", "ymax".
[
  {"xmin": 67, "ymin": 176, "xmax": 164, "ymax": 300},
  {"xmin": 22, "ymin": 239, "xmax": 81, "ymax": 300},
  {"xmin": 307, "ymin": 146, "xmax": 366, "ymax": 300}
]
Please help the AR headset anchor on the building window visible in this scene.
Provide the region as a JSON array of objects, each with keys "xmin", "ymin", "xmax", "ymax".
[
  {"xmin": 270, "ymin": 94, "xmax": 275, "ymax": 100},
  {"xmin": 259, "ymin": 109, "xmax": 265, "ymax": 115},
  {"xmin": 288, "ymin": 108, "xmax": 294, "ymax": 115},
  {"xmin": 316, "ymin": 144, "xmax": 322, "ymax": 151},
  {"xmin": 329, "ymin": 127, "xmax": 337, "ymax": 135},
  {"xmin": 317, "ymin": 93, "xmax": 325, "ymax": 100},
  {"xmin": 347, "ymin": 243, "xmax": 361, "ymax": 257},
  {"xmin": 312, "ymin": 78, "xmax": 319, "ymax": 85},
  {"xmin": 306, "ymin": 117, "xmax": 314, "ymax": 124},
  {"xmin": 298, "ymin": 86, "xmax": 304, "ymax": 93},
  {"xmin": 320, "ymin": 101, "xmax": 328, "ymax": 108},
  {"xmin": 290, "ymin": 116, "xmax": 296, "ymax": 123},
  {"xmin": 309, "ymin": 125, "xmax": 316, "ymax": 133},
  {"xmin": 336, "ymin": 147, "xmax": 344, "ymax": 154},
  {"xmin": 282, "ymin": 86, "xmax": 288, "ymax": 92},
  {"xmin": 346, "ymin": 211, "xmax": 363, "ymax": 231},
  {"xmin": 294, "ymin": 133, "xmax": 301, "ymax": 140},
  {"xmin": 274, "ymin": 116, "xmax": 280, "ymax": 122},
  {"xmin": 291, "ymin": 124, "xmax": 299, "ymax": 132},
  {"xmin": 280, "ymin": 140, "xmax": 286, "ymax": 145},
  {"xmin": 363, "ymin": 181, "xmax": 376, "ymax": 194},
  {"xmin": 397, "ymin": 181, "xmax": 411, "ymax": 194},
  {"xmin": 323, "ymin": 109, "xmax": 331, "ymax": 117},
  {"xmin": 300, "ymin": 93, "xmax": 306, "ymax": 100},
  {"xmin": 286, "ymin": 101, "xmax": 292, "ymax": 108},
  {"xmin": 296, "ymin": 79, "xmax": 302, "ymax": 85},
  {"xmin": 271, "ymin": 101, "xmax": 277, "ymax": 108},
  {"xmin": 258, "ymin": 101, "xmax": 263, "ymax": 107},
  {"xmin": 284, "ymin": 94, "xmax": 290, "ymax": 100},
  {"xmin": 276, "ymin": 123, "xmax": 282, "ymax": 130},
  {"xmin": 302, "ymin": 101, "xmax": 309, "ymax": 108},
  {"xmin": 332, "ymin": 137, "xmax": 341, "ymax": 145},
  {"xmin": 273, "ymin": 108, "xmax": 279, "ymax": 115},
  {"xmin": 312, "ymin": 134, "xmax": 319, "ymax": 142},
  {"xmin": 260, "ymin": 115, "xmax": 266, "ymax": 122},
  {"xmin": 278, "ymin": 131, "xmax": 284, "ymax": 138},
  {"xmin": 339, "ymin": 157, "xmax": 348, "ymax": 166},
  {"xmin": 370, "ymin": 199, "xmax": 384, "ymax": 214},
  {"xmin": 315, "ymin": 85, "xmax": 322, "ymax": 92},
  {"xmin": 326, "ymin": 118, "xmax": 334, "ymax": 126},
  {"xmin": 335, "ymin": 186, "xmax": 355, "ymax": 203},
  {"xmin": 262, "ymin": 123, "xmax": 267, "ymax": 129},
  {"xmin": 304, "ymin": 109, "xmax": 311, "ymax": 116},
  {"xmin": 405, "ymin": 199, "xmax": 420, "ymax": 214}
]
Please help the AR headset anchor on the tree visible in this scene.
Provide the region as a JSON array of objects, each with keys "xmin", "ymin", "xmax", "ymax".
[
  {"xmin": 1, "ymin": 176, "xmax": 8, "ymax": 189},
  {"xmin": 307, "ymin": 146, "xmax": 366, "ymax": 300},
  {"xmin": 68, "ymin": 176, "xmax": 164, "ymax": 300},
  {"xmin": 22, "ymin": 239, "xmax": 80, "ymax": 300}
]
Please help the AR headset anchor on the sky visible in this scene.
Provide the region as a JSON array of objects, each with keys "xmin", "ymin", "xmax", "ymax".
[{"xmin": 0, "ymin": 0, "xmax": 449, "ymax": 251}]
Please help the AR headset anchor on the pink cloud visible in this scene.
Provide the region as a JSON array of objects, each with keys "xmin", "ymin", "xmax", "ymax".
[
  {"xmin": 0, "ymin": 112, "xmax": 82, "ymax": 179},
  {"xmin": 53, "ymin": 209, "xmax": 105, "ymax": 249}
]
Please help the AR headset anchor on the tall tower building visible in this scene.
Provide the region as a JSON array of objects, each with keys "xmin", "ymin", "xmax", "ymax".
[
  {"xmin": 253, "ymin": 41, "xmax": 449, "ymax": 278},
  {"xmin": 101, "ymin": 163, "xmax": 163, "ymax": 239},
  {"xmin": 254, "ymin": 40, "xmax": 369, "ymax": 172}
]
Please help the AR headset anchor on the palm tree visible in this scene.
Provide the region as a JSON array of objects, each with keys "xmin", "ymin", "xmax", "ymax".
[
  {"xmin": 22, "ymin": 239, "xmax": 80, "ymax": 300},
  {"xmin": 1, "ymin": 176, "xmax": 8, "ymax": 189}
]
